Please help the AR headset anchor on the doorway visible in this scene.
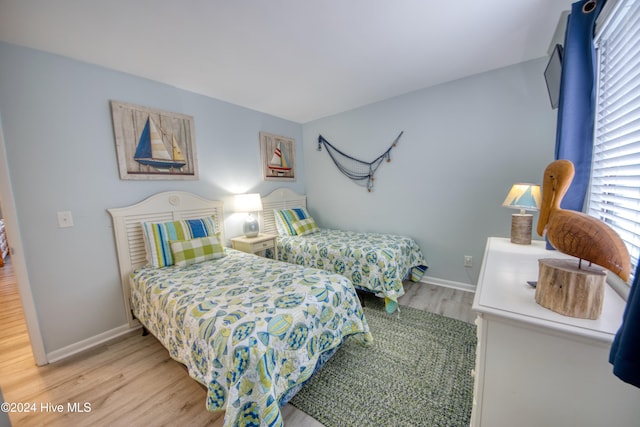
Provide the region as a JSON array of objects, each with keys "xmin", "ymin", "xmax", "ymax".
[{"xmin": 0, "ymin": 120, "xmax": 47, "ymax": 365}]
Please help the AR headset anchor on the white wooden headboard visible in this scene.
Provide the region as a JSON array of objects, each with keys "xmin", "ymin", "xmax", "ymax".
[
  {"xmin": 108, "ymin": 191, "xmax": 225, "ymax": 327},
  {"xmin": 261, "ymin": 188, "xmax": 307, "ymax": 235}
]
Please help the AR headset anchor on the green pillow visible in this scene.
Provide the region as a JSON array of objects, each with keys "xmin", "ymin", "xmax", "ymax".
[
  {"xmin": 292, "ymin": 217, "xmax": 319, "ymax": 236},
  {"xmin": 170, "ymin": 234, "xmax": 226, "ymax": 267},
  {"xmin": 142, "ymin": 216, "xmax": 218, "ymax": 268},
  {"xmin": 273, "ymin": 208, "xmax": 312, "ymax": 235}
]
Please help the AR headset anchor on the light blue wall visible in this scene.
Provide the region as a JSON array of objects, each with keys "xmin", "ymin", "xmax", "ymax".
[
  {"xmin": 302, "ymin": 58, "xmax": 557, "ymax": 286},
  {"xmin": 0, "ymin": 42, "xmax": 304, "ymax": 354},
  {"xmin": 0, "ymin": 41, "xmax": 558, "ymax": 355}
]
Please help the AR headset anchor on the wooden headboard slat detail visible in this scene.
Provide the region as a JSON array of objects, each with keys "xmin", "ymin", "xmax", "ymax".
[
  {"xmin": 108, "ymin": 192, "xmax": 225, "ymax": 327},
  {"xmin": 261, "ymin": 188, "xmax": 307, "ymax": 235}
]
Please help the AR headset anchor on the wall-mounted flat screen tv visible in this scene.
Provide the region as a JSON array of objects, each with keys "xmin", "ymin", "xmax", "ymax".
[{"xmin": 544, "ymin": 44, "xmax": 563, "ymax": 109}]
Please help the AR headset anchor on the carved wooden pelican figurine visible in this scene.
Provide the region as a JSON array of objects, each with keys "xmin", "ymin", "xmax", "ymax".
[{"xmin": 537, "ymin": 159, "xmax": 631, "ymax": 282}]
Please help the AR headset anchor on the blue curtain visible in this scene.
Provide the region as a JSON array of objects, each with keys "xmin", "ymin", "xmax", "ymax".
[
  {"xmin": 554, "ymin": 0, "xmax": 605, "ymax": 211},
  {"xmin": 610, "ymin": 263, "xmax": 640, "ymax": 388},
  {"xmin": 556, "ymin": 0, "xmax": 640, "ymax": 390}
]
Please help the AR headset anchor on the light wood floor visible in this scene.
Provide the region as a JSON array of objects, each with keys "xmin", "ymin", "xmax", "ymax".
[{"xmin": 0, "ymin": 260, "xmax": 475, "ymax": 426}]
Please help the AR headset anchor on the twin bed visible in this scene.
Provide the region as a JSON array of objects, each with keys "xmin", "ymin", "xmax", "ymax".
[
  {"xmin": 262, "ymin": 188, "xmax": 427, "ymax": 313},
  {"xmin": 109, "ymin": 189, "xmax": 426, "ymax": 426}
]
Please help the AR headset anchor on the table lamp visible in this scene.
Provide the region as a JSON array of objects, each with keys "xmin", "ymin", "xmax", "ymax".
[
  {"xmin": 234, "ymin": 193, "xmax": 263, "ymax": 237},
  {"xmin": 502, "ymin": 183, "xmax": 541, "ymax": 245}
]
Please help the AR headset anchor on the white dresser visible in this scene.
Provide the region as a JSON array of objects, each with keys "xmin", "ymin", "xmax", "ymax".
[{"xmin": 471, "ymin": 237, "xmax": 640, "ymax": 427}]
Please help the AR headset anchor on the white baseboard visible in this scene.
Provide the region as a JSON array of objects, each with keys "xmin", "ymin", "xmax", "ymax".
[
  {"xmin": 420, "ymin": 275, "xmax": 476, "ymax": 293},
  {"xmin": 44, "ymin": 279, "xmax": 473, "ymax": 363},
  {"xmin": 46, "ymin": 323, "xmax": 141, "ymax": 364}
]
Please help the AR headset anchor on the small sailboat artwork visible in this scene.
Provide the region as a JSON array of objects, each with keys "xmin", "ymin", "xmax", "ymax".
[
  {"xmin": 267, "ymin": 142, "xmax": 292, "ymax": 176},
  {"xmin": 134, "ymin": 117, "xmax": 187, "ymax": 170}
]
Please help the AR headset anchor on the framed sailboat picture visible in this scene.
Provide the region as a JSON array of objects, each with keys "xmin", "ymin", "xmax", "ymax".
[
  {"xmin": 259, "ymin": 131, "xmax": 295, "ymax": 182},
  {"xmin": 110, "ymin": 101, "xmax": 198, "ymax": 180}
]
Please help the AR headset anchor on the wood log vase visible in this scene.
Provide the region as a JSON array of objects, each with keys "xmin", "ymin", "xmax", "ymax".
[{"xmin": 536, "ymin": 258, "xmax": 606, "ymax": 319}]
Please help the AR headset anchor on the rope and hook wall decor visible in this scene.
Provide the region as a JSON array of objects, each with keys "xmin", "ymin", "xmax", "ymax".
[{"xmin": 317, "ymin": 131, "xmax": 403, "ymax": 192}]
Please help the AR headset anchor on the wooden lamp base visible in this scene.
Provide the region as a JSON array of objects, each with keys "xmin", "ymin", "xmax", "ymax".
[
  {"xmin": 535, "ymin": 258, "xmax": 606, "ymax": 319},
  {"xmin": 510, "ymin": 214, "xmax": 533, "ymax": 245}
]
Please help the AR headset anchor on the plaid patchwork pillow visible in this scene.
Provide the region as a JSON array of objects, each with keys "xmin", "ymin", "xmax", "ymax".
[
  {"xmin": 170, "ymin": 234, "xmax": 226, "ymax": 267},
  {"xmin": 142, "ymin": 216, "xmax": 218, "ymax": 267},
  {"xmin": 273, "ymin": 208, "xmax": 311, "ymax": 235},
  {"xmin": 292, "ymin": 217, "xmax": 319, "ymax": 236}
]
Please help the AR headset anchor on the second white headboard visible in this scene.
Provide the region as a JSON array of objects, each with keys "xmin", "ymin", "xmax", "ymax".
[{"xmin": 261, "ymin": 188, "xmax": 307, "ymax": 235}]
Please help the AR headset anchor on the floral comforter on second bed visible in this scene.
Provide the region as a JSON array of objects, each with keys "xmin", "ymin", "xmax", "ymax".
[
  {"xmin": 130, "ymin": 249, "xmax": 371, "ymax": 427},
  {"xmin": 277, "ymin": 229, "xmax": 428, "ymax": 313}
]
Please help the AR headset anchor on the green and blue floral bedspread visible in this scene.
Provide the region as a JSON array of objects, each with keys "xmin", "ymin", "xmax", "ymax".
[
  {"xmin": 277, "ymin": 229, "xmax": 428, "ymax": 313},
  {"xmin": 130, "ymin": 248, "xmax": 372, "ymax": 427}
]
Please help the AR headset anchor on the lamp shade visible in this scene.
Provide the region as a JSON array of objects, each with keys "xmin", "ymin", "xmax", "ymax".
[
  {"xmin": 502, "ymin": 183, "xmax": 541, "ymax": 213},
  {"xmin": 234, "ymin": 193, "xmax": 263, "ymax": 213}
]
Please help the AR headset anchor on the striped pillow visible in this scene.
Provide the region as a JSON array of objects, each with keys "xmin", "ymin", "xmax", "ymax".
[
  {"xmin": 170, "ymin": 234, "xmax": 226, "ymax": 267},
  {"xmin": 292, "ymin": 217, "xmax": 319, "ymax": 236},
  {"xmin": 273, "ymin": 208, "xmax": 311, "ymax": 235},
  {"xmin": 142, "ymin": 216, "xmax": 218, "ymax": 267}
]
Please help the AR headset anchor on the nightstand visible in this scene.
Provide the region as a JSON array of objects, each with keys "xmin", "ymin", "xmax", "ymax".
[{"xmin": 230, "ymin": 234, "xmax": 278, "ymax": 259}]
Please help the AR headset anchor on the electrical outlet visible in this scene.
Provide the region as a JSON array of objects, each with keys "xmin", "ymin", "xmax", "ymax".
[
  {"xmin": 464, "ymin": 255, "xmax": 473, "ymax": 268},
  {"xmin": 57, "ymin": 211, "xmax": 74, "ymax": 228}
]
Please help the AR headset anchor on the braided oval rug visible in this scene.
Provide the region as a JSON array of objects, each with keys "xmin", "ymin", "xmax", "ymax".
[{"xmin": 289, "ymin": 297, "xmax": 477, "ymax": 427}]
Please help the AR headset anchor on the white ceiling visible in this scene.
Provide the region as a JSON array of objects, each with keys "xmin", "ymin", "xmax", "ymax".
[{"xmin": 0, "ymin": 0, "xmax": 571, "ymax": 123}]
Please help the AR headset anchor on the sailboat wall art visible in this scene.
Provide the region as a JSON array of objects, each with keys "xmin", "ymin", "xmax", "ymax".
[
  {"xmin": 110, "ymin": 101, "xmax": 198, "ymax": 180},
  {"xmin": 259, "ymin": 131, "xmax": 295, "ymax": 182}
]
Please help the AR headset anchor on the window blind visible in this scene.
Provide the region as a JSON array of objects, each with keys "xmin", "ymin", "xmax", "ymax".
[{"xmin": 589, "ymin": 0, "xmax": 640, "ymax": 284}]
